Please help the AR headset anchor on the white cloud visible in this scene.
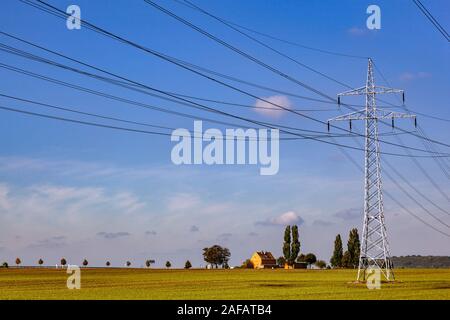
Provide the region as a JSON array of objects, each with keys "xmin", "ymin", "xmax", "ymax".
[
  {"xmin": 254, "ymin": 95, "xmax": 292, "ymax": 118},
  {"xmin": 256, "ymin": 211, "xmax": 304, "ymax": 226}
]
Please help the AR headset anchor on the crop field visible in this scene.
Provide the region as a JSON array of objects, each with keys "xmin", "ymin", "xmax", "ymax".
[{"xmin": 0, "ymin": 268, "xmax": 449, "ymax": 300}]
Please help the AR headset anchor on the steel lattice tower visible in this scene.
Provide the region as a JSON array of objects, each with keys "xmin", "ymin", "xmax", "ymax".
[{"xmin": 328, "ymin": 58, "xmax": 416, "ymax": 282}]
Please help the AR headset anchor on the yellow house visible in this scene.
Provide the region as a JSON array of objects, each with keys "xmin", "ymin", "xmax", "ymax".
[{"xmin": 250, "ymin": 251, "xmax": 277, "ymax": 269}]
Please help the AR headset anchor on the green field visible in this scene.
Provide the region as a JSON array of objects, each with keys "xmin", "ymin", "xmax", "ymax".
[{"xmin": 0, "ymin": 268, "xmax": 449, "ymax": 300}]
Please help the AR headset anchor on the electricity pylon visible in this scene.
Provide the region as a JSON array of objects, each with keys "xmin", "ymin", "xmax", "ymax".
[{"xmin": 328, "ymin": 58, "xmax": 416, "ymax": 282}]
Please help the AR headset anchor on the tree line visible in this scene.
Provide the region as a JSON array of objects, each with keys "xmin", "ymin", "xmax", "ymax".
[
  {"xmin": 1, "ymin": 245, "xmax": 230, "ymax": 269},
  {"xmin": 2, "ymin": 229, "xmax": 361, "ymax": 269}
]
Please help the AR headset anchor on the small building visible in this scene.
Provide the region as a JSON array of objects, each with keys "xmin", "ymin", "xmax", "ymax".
[
  {"xmin": 250, "ymin": 251, "xmax": 278, "ymax": 269},
  {"xmin": 284, "ymin": 262, "xmax": 308, "ymax": 269}
]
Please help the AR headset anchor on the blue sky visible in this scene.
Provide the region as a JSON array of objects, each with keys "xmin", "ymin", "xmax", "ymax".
[{"xmin": 0, "ymin": 0, "xmax": 449, "ymax": 267}]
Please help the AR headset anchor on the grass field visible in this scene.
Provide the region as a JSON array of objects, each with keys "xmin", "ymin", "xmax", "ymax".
[{"xmin": 0, "ymin": 268, "xmax": 449, "ymax": 300}]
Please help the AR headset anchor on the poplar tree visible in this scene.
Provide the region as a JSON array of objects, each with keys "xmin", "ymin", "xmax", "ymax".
[
  {"xmin": 330, "ymin": 234, "xmax": 344, "ymax": 267},
  {"xmin": 283, "ymin": 226, "xmax": 291, "ymax": 263},
  {"xmin": 347, "ymin": 228, "xmax": 361, "ymax": 268},
  {"xmin": 291, "ymin": 225, "xmax": 301, "ymax": 264}
]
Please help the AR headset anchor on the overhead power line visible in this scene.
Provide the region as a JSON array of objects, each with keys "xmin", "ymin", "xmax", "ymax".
[
  {"xmin": 3, "ymin": 40, "xmax": 448, "ymax": 159},
  {"xmin": 174, "ymin": 0, "xmax": 369, "ymax": 60},
  {"xmin": 141, "ymin": 0, "xmax": 450, "ymax": 149},
  {"xmin": 2, "ymin": 94, "xmax": 336, "ymax": 141},
  {"xmin": 175, "ymin": 0, "xmax": 355, "ymax": 89},
  {"xmin": 413, "ymin": 0, "xmax": 450, "ymax": 41},
  {"xmin": 333, "ymin": 139, "xmax": 450, "ymax": 238},
  {"xmin": 142, "ymin": 0, "xmax": 339, "ymax": 101},
  {"xmin": 18, "ymin": 1, "xmax": 450, "ymax": 156},
  {"xmin": 8, "ymin": 0, "xmax": 448, "ymax": 239}
]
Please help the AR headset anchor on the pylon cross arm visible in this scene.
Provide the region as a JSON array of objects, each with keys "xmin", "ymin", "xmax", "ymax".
[
  {"xmin": 337, "ymin": 86, "xmax": 404, "ymax": 97},
  {"xmin": 337, "ymin": 86, "xmax": 367, "ymax": 96},
  {"xmin": 328, "ymin": 109, "xmax": 416, "ymax": 122}
]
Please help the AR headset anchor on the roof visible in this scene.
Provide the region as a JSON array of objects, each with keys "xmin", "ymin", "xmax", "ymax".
[{"xmin": 255, "ymin": 251, "xmax": 275, "ymax": 261}]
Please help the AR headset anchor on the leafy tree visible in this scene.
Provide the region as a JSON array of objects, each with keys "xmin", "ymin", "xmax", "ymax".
[
  {"xmin": 15, "ymin": 258, "xmax": 21, "ymax": 267},
  {"xmin": 296, "ymin": 253, "xmax": 306, "ymax": 263},
  {"xmin": 291, "ymin": 225, "xmax": 301, "ymax": 264},
  {"xmin": 126, "ymin": 261, "xmax": 131, "ymax": 267},
  {"xmin": 305, "ymin": 253, "xmax": 317, "ymax": 268},
  {"xmin": 82, "ymin": 259, "xmax": 88, "ymax": 267},
  {"xmin": 165, "ymin": 261, "xmax": 172, "ymax": 268},
  {"xmin": 106, "ymin": 261, "xmax": 111, "ymax": 267},
  {"xmin": 315, "ymin": 260, "xmax": 327, "ymax": 269},
  {"xmin": 330, "ymin": 234, "xmax": 344, "ymax": 268},
  {"xmin": 241, "ymin": 259, "xmax": 253, "ymax": 268},
  {"xmin": 276, "ymin": 256, "xmax": 286, "ymax": 267},
  {"xmin": 342, "ymin": 251, "xmax": 351, "ymax": 268},
  {"xmin": 38, "ymin": 259, "xmax": 44, "ymax": 267},
  {"xmin": 60, "ymin": 258, "xmax": 67, "ymax": 267},
  {"xmin": 347, "ymin": 228, "xmax": 361, "ymax": 268},
  {"xmin": 184, "ymin": 260, "xmax": 192, "ymax": 269},
  {"xmin": 202, "ymin": 245, "xmax": 231, "ymax": 268},
  {"xmin": 146, "ymin": 259, "xmax": 155, "ymax": 268},
  {"xmin": 1, "ymin": 262, "xmax": 8, "ymax": 268},
  {"xmin": 282, "ymin": 226, "xmax": 291, "ymax": 263}
]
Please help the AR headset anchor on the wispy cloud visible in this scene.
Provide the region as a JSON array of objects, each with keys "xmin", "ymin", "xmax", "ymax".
[
  {"xmin": 254, "ymin": 95, "xmax": 292, "ymax": 118},
  {"xmin": 399, "ymin": 71, "xmax": 431, "ymax": 82},
  {"xmin": 217, "ymin": 233, "xmax": 232, "ymax": 241},
  {"xmin": 190, "ymin": 225, "xmax": 199, "ymax": 232},
  {"xmin": 145, "ymin": 230, "xmax": 157, "ymax": 236},
  {"xmin": 312, "ymin": 219, "xmax": 333, "ymax": 227},
  {"xmin": 347, "ymin": 27, "xmax": 366, "ymax": 36},
  {"xmin": 167, "ymin": 193, "xmax": 200, "ymax": 212},
  {"xmin": 334, "ymin": 208, "xmax": 361, "ymax": 220},
  {"xmin": 256, "ymin": 211, "xmax": 304, "ymax": 226},
  {"xmin": 28, "ymin": 236, "xmax": 67, "ymax": 249},
  {"xmin": 96, "ymin": 232, "xmax": 131, "ymax": 239}
]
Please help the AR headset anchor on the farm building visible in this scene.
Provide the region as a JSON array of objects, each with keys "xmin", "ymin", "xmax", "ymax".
[
  {"xmin": 250, "ymin": 251, "xmax": 278, "ymax": 269},
  {"xmin": 284, "ymin": 262, "xmax": 308, "ymax": 269}
]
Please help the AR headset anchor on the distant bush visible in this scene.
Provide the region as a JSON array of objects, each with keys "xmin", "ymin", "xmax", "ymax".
[
  {"xmin": 315, "ymin": 260, "xmax": 327, "ymax": 269},
  {"xmin": 241, "ymin": 259, "xmax": 253, "ymax": 269},
  {"xmin": 1, "ymin": 262, "xmax": 8, "ymax": 268}
]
